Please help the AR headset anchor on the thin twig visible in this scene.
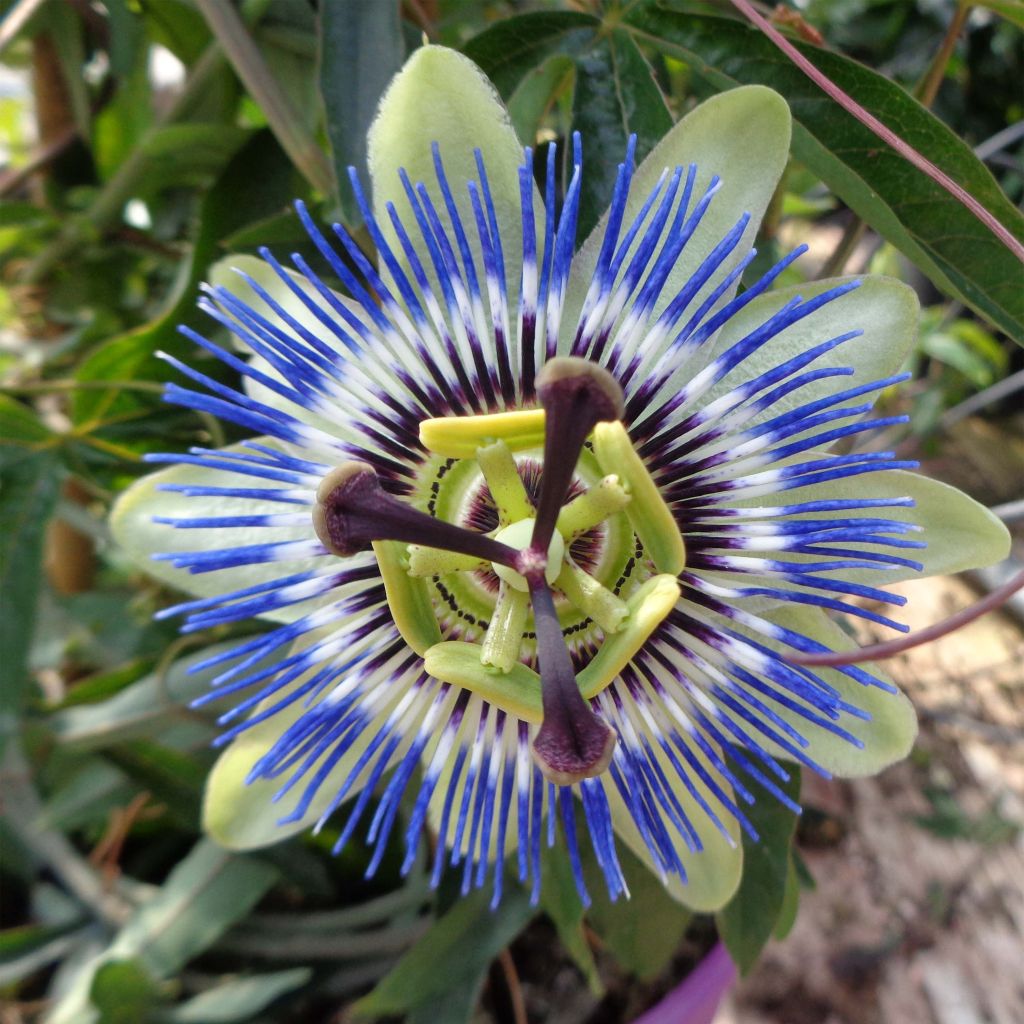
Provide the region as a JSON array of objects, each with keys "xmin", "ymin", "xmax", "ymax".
[
  {"xmin": 788, "ymin": 567, "xmax": 1024, "ymax": 667},
  {"xmin": 0, "ymin": 125, "xmax": 79, "ymax": 197},
  {"xmin": 915, "ymin": 2, "xmax": 971, "ymax": 109},
  {"xmin": 498, "ymin": 948, "xmax": 528, "ymax": 1024},
  {"xmin": 728, "ymin": 0, "xmax": 1024, "ymax": 263},
  {"xmin": 940, "ymin": 368, "xmax": 1024, "ymax": 429},
  {"xmin": 989, "ymin": 499, "xmax": 1024, "ymax": 523},
  {"xmin": 193, "ymin": 0, "xmax": 334, "ymax": 197},
  {"xmin": 818, "ymin": 216, "xmax": 867, "ymax": 278}
]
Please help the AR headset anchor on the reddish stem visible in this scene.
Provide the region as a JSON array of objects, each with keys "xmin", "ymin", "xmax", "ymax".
[
  {"xmin": 729, "ymin": 0, "xmax": 1024, "ymax": 264},
  {"xmin": 789, "ymin": 567, "xmax": 1024, "ymax": 667}
]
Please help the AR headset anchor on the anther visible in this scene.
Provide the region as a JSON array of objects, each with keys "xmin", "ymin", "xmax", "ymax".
[{"xmin": 313, "ymin": 462, "xmax": 519, "ymax": 567}]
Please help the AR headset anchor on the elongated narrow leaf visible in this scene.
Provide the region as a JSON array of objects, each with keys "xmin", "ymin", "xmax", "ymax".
[
  {"xmin": 715, "ymin": 768, "xmax": 801, "ymax": 974},
  {"xmin": 624, "ymin": 7, "xmax": 1024, "ymax": 342},
  {"xmin": 319, "ymin": 0, "xmax": 404, "ymax": 222}
]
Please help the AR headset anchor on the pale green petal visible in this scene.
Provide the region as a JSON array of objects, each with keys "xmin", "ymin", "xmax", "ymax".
[
  {"xmin": 368, "ymin": 45, "xmax": 541, "ymax": 307},
  {"xmin": 562, "ymin": 85, "xmax": 792, "ymax": 346},
  {"xmin": 748, "ymin": 468, "xmax": 1011, "ymax": 587},
  {"xmin": 203, "ymin": 662, "xmax": 411, "ymax": 851},
  {"xmin": 110, "ymin": 443, "xmax": 327, "ymax": 622},
  {"xmin": 750, "ymin": 604, "xmax": 918, "ymax": 777},
  {"xmin": 605, "ymin": 742, "xmax": 743, "ymax": 912},
  {"xmin": 695, "ymin": 276, "xmax": 919, "ymax": 422}
]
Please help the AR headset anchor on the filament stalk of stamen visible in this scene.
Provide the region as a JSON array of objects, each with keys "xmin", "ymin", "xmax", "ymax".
[
  {"xmin": 528, "ymin": 573, "xmax": 616, "ymax": 786},
  {"xmin": 314, "ymin": 462, "xmax": 518, "ymax": 568},
  {"xmin": 476, "ymin": 440, "xmax": 534, "ymax": 526},
  {"xmin": 407, "ymin": 545, "xmax": 487, "ymax": 577},
  {"xmin": 555, "ymin": 559, "xmax": 629, "ymax": 635},
  {"xmin": 531, "ymin": 358, "xmax": 625, "ymax": 557},
  {"xmin": 556, "ymin": 474, "xmax": 631, "ymax": 539},
  {"xmin": 481, "ymin": 582, "xmax": 530, "ymax": 673}
]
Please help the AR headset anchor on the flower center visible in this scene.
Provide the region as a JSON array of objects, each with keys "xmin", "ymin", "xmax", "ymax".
[
  {"xmin": 491, "ymin": 518, "xmax": 564, "ymax": 592},
  {"xmin": 312, "ymin": 358, "xmax": 687, "ymax": 784}
]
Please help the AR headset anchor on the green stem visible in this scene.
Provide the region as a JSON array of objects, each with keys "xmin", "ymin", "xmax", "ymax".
[
  {"xmin": 915, "ymin": 3, "xmax": 971, "ymax": 109},
  {"xmin": 818, "ymin": 217, "xmax": 867, "ymax": 279}
]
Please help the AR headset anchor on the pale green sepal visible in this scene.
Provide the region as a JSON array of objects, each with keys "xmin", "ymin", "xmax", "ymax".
[
  {"xmin": 604, "ymin": 742, "xmax": 743, "ymax": 911},
  {"xmin": 755, "ymin": 469, "xmax": 1011, "ymax": 587},
  {"xmin": 424, "ymin": 641, "xmax": 543, "ymax": 722},
  {"xmin": 109, "ymin": 443, "xmax": 338, "ymax": 624},
  {"xmin": 751, "ymin": 605, "xmax": 918, "ymax": 777},
  {"xmin": 419, "ymin": 409, "xmax": 545, "ymax": 458},
  {"xmin": 207, "ymin": 254, "xmax": 357, "ymax": 431},
  {"xmin": 562, "ymin": 85, "xmax": 791, "ymax": 349},
  {"xmin": 203, "ymin": 641, "xmax": 412, "ymax": 850},
  {"xmin": 685, "ymin": 276, "xmax": 920, "ymax": 428},
  {"xmin": 371, "ymin": 541, "xmax": 442, "ymax": 655},
  {"xmin": 367, "ymin": 45, "xmax": 542, "ymax": 309},
  {"xmin": 593, "ymin": 422, "xmax": 685, "ymax": 575},
  {"xmin": 578, "ymin": 574, "xmax": 680, "ymax": 699}
]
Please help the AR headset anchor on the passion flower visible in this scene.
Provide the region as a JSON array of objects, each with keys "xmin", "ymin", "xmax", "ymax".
[{"xmin": 112, "ymin": 46, "xmax": 1009, "ymax": 911}]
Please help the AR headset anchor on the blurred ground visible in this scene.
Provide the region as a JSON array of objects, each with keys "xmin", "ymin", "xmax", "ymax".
[{"xmin": 720, "ymin": 570, "xmax": 1024, "ymax": 1024}]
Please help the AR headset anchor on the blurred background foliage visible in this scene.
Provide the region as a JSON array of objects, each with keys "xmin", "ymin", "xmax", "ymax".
[{"xmin": 0, "ymin": 1, "xmax": 1021, "ymax": 1022}]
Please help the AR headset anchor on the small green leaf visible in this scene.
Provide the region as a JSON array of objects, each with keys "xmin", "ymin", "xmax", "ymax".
[
  {"xmin": 773, "ymin": 855, "xmax": 800, "ymax": 941},
  {"xmin": 539, "ymin": 847, "xmax": 602, "ymax": 994},
  {"xmin": 167, "ymin": 968, "xmax": 312, "ymax": 1023},
  {"xmin": 353, "ymin": 883, "xmax": 532, "ymax": 1018},
  {"xmin": 583, "ymin": 838, "xmax": 692, "ymax": 980},
  {"xmin": 716, "ymin": 767, "xmax": 801, "ymax": 974},
  {"xmin": 319, "ymin": 0, "xmax": 404, "ymax": 222},
  {"xmin": 570, "ymin": 29, "xmax": 673, "ymax": 236},
  {"xmin": 90, "ymin": 959, "xmax": 163, "ymax": 1024},
  {"xmin": 0, "ymin": 450, "xmax": 62, "ymax": 731}
]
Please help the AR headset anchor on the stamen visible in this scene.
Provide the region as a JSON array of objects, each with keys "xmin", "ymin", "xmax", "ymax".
[
  {"xmin": 555, "ymin": 559, "xmax": 629, "ymax": 634},
  {"xmin": 313, "ymin": 462, "xmax": 518, "ymax": 567},
  {"xmin": 528, "ymin": 576, "xmax": 616, "ymax": 786},
  {"xmin": 476, "ymin": 441, "xmax": 534, "ymax": 525},
  {"xmin": 531, "ymin": 357, "xmax": 625, "ymax": 557}
]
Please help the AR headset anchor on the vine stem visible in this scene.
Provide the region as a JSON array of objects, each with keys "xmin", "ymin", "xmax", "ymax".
[
  {"xmin": 728, "ymin": 0, "xmax": 1024, "ymax": 263},
  {"xmin": 788, "ymin": 567, "xmax": 1024, "ymax": 667}
]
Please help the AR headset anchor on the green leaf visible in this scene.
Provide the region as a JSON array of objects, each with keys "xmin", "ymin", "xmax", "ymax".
[
  {"xmin": 90, "ymin": 960, "xmax": 163, "ymax": 1024},
  {"xmin": 48, "ymin": 642, "xmax": 242, "ymax": 752},
  {"xmin": 582, "ymin": 838, "xmax": 692, "ymax": 980},
  {"xmin": 167, "ymin": 968, "xmax": 311, "ymax": 1023},
  {"xmin": 974, "ymin": 0, "xmax": 1024, "ymax": 28},
  {"xmin": 508, "ymin": 55, "xmax": 574, "ymax": 146},
  {"xmin": 74, "ymin": 130, "xmax": 305, "ymax": 425},
  {"xmin": 47, "ymin": 842, "xmax": 277, "ymax": 1024},
  {"xmin": 353, "ymin": 883, "xmax": 532, "ymax": 1018},
  {"xmin": 463, "ymin": 11, "xmax": 600, "ymax": 97},
  {"xmin": 716, "ymin": 768, "xmax": 801, "ymax": 974},
  {"xmin": 625, "ymin": 7, "xmax": 1024, "ymax": 342},
  {"xmin": 772, "ymin": 854, "xmax": 800, "ymax": 941},
  {"xmin": 112, "ymin": 840, "xmax": 277, "ymax": 976},
  {"xmin": 571, "ymin": 29, "xmax": 673, "ymax": 236},
  {"xmin": 0, "ymin": 450, "xmax": 61, "ymax": 730},
  {"xmin": 319, "ymin": 0, "xmax": 404, "ymax": 222},
  {"xmin": 539, "ymin": 848, "xmax": 602, "ymax": 994}
]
